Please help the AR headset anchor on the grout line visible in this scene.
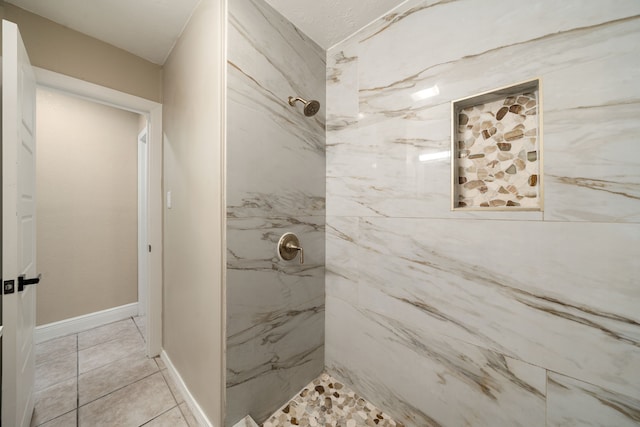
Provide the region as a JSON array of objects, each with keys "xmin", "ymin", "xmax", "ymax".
[
  {"xmin": 139, "ymin": 405, "xmax": 180, "ymax": 426},
  {"xmin": 159, "ymin": 367, "xmax": 183, "ymax": 406},
  {"xmin": 132, "ymin": 315, "xmax": 146, "ymax": 341},
  {"xmin": 177, "ymin": 403, "xmax": 195, "ymax": 427},
  {"xmin": 78, "ymin": 370, "xmax": 160, "ymax": 406},
  {"xmin": 78, "ymin": 347, "xmax": 149, "ymax": 377},
  {"xmin": 76, "ymin": 325, "xmax": 151, "ymax": 376},
  {"xmin": 153, "ymin": 356, "xmax": 166, "ymax": 371},
  {"xmin": 77, "ymin": 369, "xmax": 160, "ymax": 408},
  {"xmin": 77, "ymin": 321, "xmax": 142, "ymax": 353},
  {"xmin": 32, "ymin": 335, "xmax": 80, "ymax": 426},
  {"xmin": 37, "ymin": 329, "xmax": 160, "ymax": 426},
  {"xmin": 33, "ymin": 409, "xmax": 77, "ymax": 427},
  {"xmin": 74, "ymin": 327, "xmax": 154, "ymax": 419}
]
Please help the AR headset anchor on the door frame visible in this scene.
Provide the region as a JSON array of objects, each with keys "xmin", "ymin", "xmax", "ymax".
[
  {"xmin": 138, "ymin": 127, "xmax": 149, "ymax": 318},
  {"xmin": 33, "ymin": 67, "xmax": 163, "ymax": 357}
]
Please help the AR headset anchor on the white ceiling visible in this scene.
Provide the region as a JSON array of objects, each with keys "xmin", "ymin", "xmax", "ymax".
[
  {"xmin": 264, "ymin": 0, "xmax": 408, "ymax": 49},
  {"xmin": 6, "ymin": 0, "xmax": 201, "ymax": 64},
  {"xmin": 5, "ymin": 0, "xmax": 408, "ymax": 63}
]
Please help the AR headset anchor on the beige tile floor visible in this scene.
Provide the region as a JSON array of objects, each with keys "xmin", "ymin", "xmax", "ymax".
[{"xmin": 32, "ymin": 317, "xmax": 198, "ymax": 427}]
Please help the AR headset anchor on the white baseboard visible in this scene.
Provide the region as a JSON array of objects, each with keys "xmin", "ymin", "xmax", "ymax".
[
  {"xmin": 35, "ymin": 302, "xmax": 139, "ymax": 343},
  {"xmin": 161, "ymin": 350, "xmax": 214, "ymax": 427}
]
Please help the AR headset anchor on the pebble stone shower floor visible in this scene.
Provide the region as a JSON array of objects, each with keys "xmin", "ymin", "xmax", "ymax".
[{"xmin": 262, "ymin": 373, "xmax": 403, "ymax": 427}]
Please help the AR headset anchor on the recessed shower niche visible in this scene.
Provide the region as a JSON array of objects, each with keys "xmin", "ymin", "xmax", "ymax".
[{"xmin": 452, "ymin": 79, "xmax": 542, "ymax": 210}]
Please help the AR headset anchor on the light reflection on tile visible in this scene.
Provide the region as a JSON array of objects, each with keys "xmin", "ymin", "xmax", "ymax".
[
  {"xmin": 326, "ymin": 0, "xmax": 640, "ymax": 425},
  {"xmin": 78, "ymin": 373, "xmax": 175, "ymax": 427}
]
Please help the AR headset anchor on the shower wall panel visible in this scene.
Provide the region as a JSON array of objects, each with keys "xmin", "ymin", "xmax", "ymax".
[
  {"xmin": 225, "ymin": 0, "xmax": 326, "ymax": 425},
  {"xmin": 325, "ymin": 0, "xmax": 640, "ymax": 426}
]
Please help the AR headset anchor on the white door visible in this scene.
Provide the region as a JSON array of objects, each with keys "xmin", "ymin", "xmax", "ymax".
[{"xmin": 2, "ymin": 19, "xmax": 38, "ymax": 427}]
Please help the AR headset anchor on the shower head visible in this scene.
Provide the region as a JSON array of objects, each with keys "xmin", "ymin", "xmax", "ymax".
[{"xmin": 288, "ymin": 96, "xmax": 320, "ymax": 117}]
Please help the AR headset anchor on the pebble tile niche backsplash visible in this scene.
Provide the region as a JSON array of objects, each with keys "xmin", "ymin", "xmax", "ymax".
[
  {"xmin": 263, "ymin": 373, "xmax": 402, "ymax": 427},
  {"xmin": 454, "ymin": 83, "xmax": 541, "ymax": 209}
]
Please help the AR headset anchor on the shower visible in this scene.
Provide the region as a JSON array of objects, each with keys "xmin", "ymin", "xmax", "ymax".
[{"xmin": 288, "ymin": 96, "xmax": 320, "ymax": 117}]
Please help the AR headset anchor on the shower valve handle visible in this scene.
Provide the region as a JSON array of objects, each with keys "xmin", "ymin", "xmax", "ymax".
[
  {"xmin": 278, "ymin": 233, "xmax": 305, "ymax": 264},
  {"xmin": 285, "ymin": 242, "xmax": 304, "ymax": 264}
]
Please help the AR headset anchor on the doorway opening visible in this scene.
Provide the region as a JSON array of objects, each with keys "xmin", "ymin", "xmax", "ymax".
[
  {"xmin": 32, "ymin": 67, "xmax": 162, "ymax": 357},
  {"xmin": 36, "ymin": 87, "xmax": 146, "ymax": 335}
]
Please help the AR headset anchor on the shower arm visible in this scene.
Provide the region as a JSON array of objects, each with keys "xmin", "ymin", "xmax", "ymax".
[{"xmin": 288, "ymin": 96, "xmax": 307, "ymax": 106}]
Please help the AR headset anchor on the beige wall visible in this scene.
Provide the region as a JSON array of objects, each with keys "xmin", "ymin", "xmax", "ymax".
[
  {"xmin": 36, "ymin": 88, "xmax": 139, "ymax": 325},
  {"xmin": 0, "ymin": 2, "xmax": 162, "ymax": 102},
  {"xmin": 162, "ymin": 0, "xmax": 224, "ymax": 424}
]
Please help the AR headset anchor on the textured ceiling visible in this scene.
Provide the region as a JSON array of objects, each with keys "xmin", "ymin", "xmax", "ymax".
[
  {"xmin": 5, "ymin": 0, "xmax": 200, "ymax": 64},
  {"xmin": 5, "ymin": 0, "xmax": 407, "ymax": 63},
  {"xmin": 265, "ymin": 0, "xmax": 408, "ymax": 49}
]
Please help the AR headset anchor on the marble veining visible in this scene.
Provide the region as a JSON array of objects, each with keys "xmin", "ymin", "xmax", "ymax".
[
  {"xmin": 226, "ymin": 0, "xmax": 325, "ymax": 425},
  {"xmin": 326, "ymin": 0, "xmax": 640, "ymax": 425},
  {"xmin": 328, "ymin": 14, "xmax": 640, "ymax": 221},
  {"xmin": 326, "ymin": 297, "xmax": 547, "ymax": 427},
  {"xmin": 355, "ymin": 1, "xmax": 640, "ymax": 92},
  {"xmin": 353, "ymin": 218, "xmax": 640, "ymax": 399},
  {"xmin": 227, "ymin": 0, "xmax": 326, "ymax": 220},
  {"xmin": 358, "ymin": 0, "xmax": 450, "ymax": 45},
  {"xmin": 547, "ymin": 373, "xmax": 640, "ymax": 426},
  {"xmin": 543, "ymin": 101, "xmax": 640, "ymax": 222}
]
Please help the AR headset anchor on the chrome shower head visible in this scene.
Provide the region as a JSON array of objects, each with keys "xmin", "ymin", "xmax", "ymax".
[{"xmin": 288, "ymin": 96, "xmax": 320, "ymax": 117}]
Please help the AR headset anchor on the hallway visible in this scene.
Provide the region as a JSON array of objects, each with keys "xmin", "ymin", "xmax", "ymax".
[{"xmin": 32, "ymin": 318, "xmax": 197, "ymax": 426}]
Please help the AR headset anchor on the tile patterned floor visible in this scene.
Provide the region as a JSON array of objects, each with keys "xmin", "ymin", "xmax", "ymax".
[
  {"xmin": 263, "ymin": 373, "xmax": 402, "ymax": 427},
  {"xmin": 32, "ymin": 317, "xmax": 197, "ymax": 427}
]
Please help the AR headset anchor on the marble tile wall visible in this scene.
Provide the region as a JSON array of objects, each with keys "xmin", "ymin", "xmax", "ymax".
[
  {"xmin": 226, "ymin": 0, "xmax": 326, "ymax": 425},
  {"xmin": 325, "ymin": 0, "xmax": 640, "ymax": 426}
]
